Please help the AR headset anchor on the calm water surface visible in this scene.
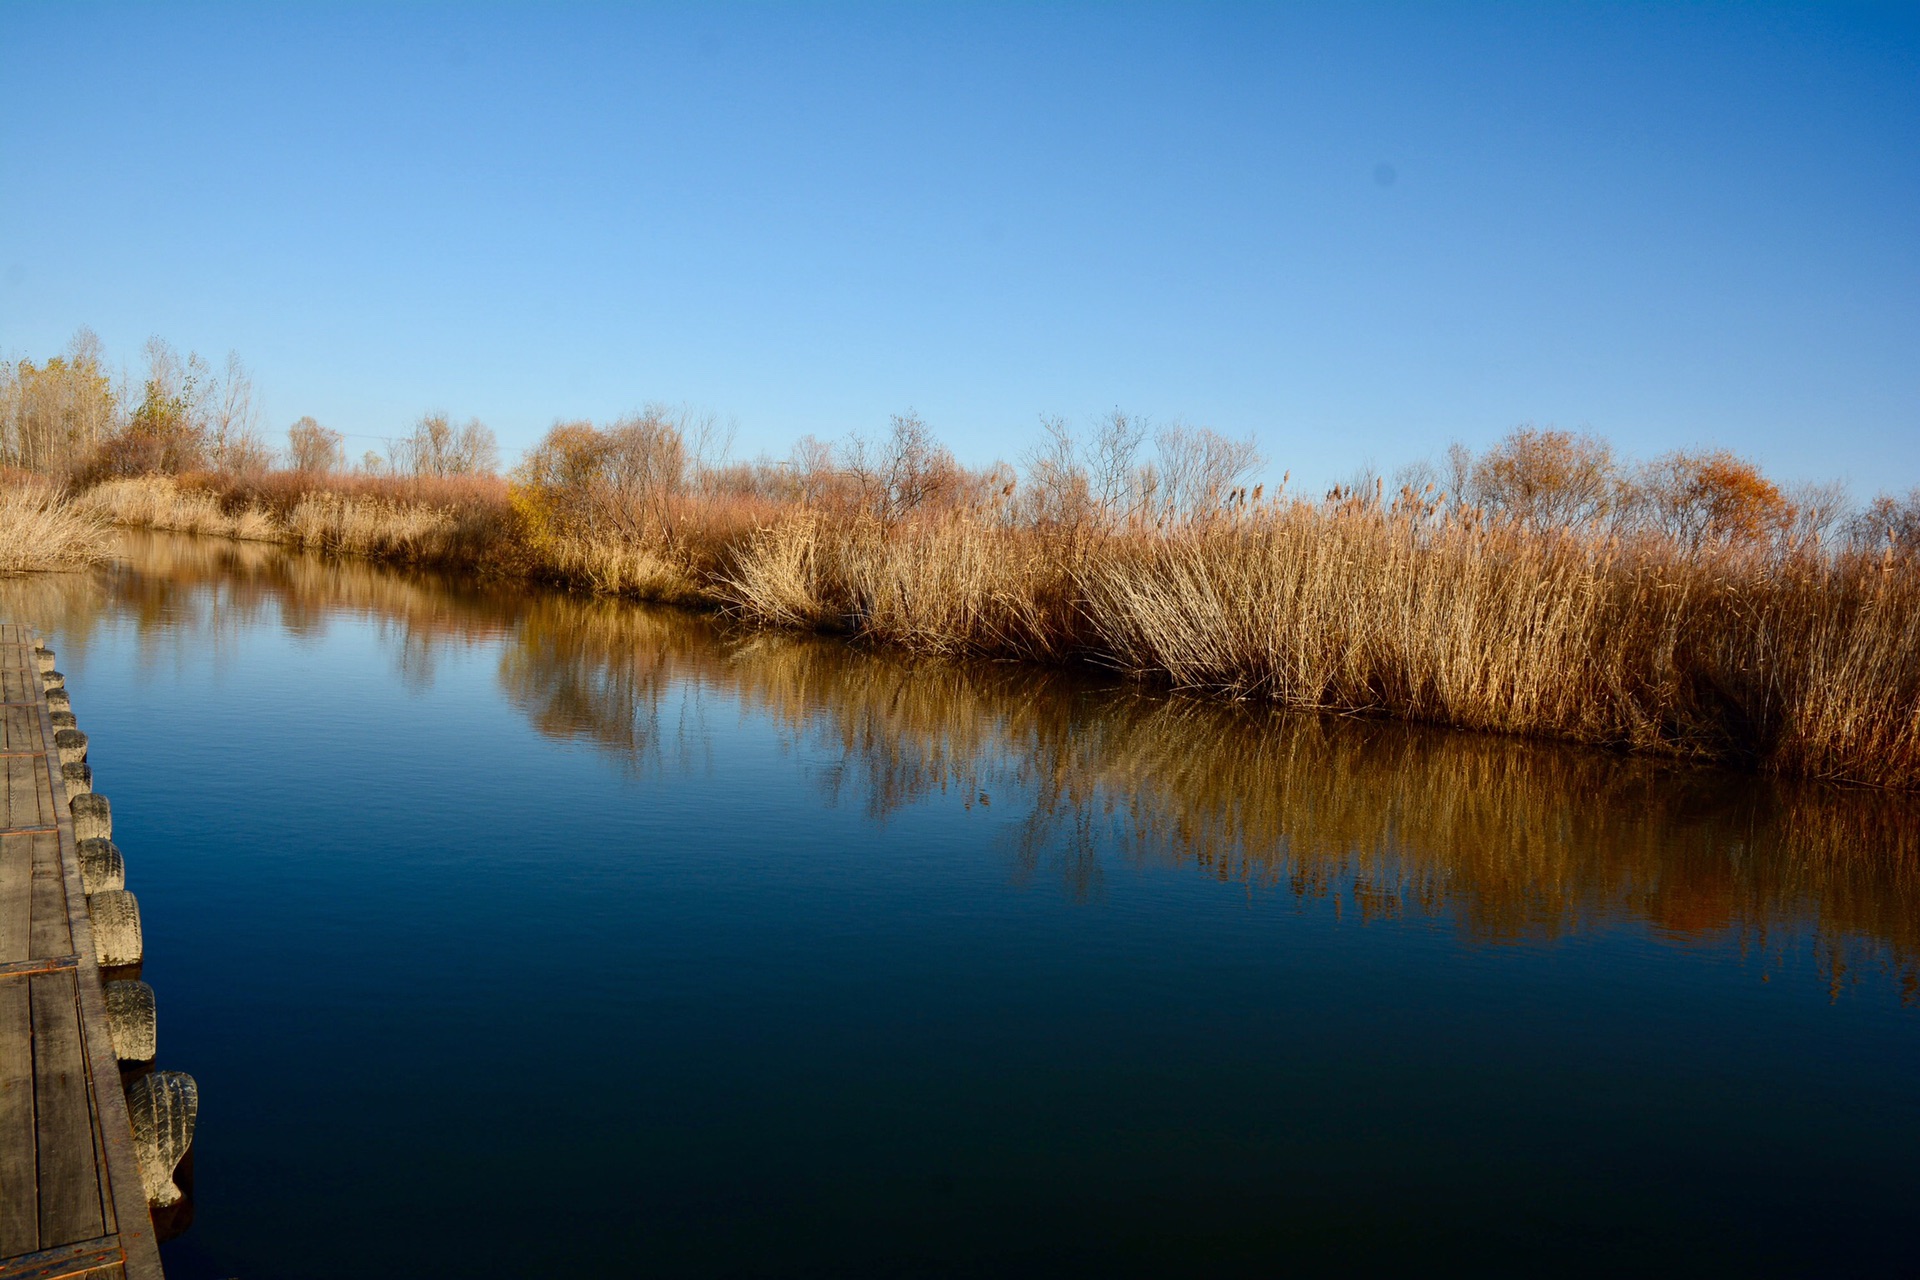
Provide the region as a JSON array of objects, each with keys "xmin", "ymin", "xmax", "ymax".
[{"xmin": 4, "ymin": 532, "xmax": 1917, "ymax": 1277}]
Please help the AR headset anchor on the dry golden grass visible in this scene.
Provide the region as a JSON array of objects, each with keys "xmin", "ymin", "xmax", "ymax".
[
  {"xmin": 723, "ymin": 515, "xmax": 1081, "ymax": 656},
  {"xmin": 79, "ymin": 474, "xmax": 518, "ymax": 571},
  {"xmin": 536, "ymin": 536, "xmax": 705, "ymax": 604},
  {"xmin": 0, "ymin": 474, "xmax": 112, "ymax": 572},
  {"xmin": 77, "ymin": 476, "xmax": 280, "ymax": 542},
  {"xmin": 718, "ymin": 503, "xmax": 1920, "ymax": 788},
  {"xmin": 50, "ymin": 470, "xmax": 1920, "ymax": 788}
]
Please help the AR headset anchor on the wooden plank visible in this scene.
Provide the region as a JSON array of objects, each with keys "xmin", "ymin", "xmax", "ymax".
[
  {"xmin": 2, "ymin": 758, "xmax": 43, "ymax": 834},
  {"xmin": 0, "ymin": 977, "xmax": 37, "ymax": 1256},
  {"xmin": 28, "ymin": 835, "xmax": 68, "ymax": 962},
  {"xmin": 81, "ymin": 1067, "xmax": 115, "ymax": 1245},
  {"xmin": 1, "ymin": 761, "xmax": 19, "ymax": 831},
  {"xmin": 0, "ymin": 709, "xmax": 41, "ymax": 756},
  {"xmin": 35, "ymin": 764, "xmax": 53, "ymax": 836},
  {"xmin": 0, "ymin": 835, "xmax": 30, "ymax": 965},
  {"xmin": 28, "ymin": 972, "xmax": 104, "ymax": 1249},
  {"xmin": 5, "ymin": 754, "xmax": 55, "ymax": 834}
]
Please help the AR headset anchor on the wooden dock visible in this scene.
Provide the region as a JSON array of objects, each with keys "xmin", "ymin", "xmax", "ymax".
[{"xmin": 1, "ymin": 625, "xmax": 163, "ymax": 1280}]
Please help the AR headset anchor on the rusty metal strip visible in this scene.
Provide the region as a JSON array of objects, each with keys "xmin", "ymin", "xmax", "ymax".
[
  {"xmin": 0, "ymin": 1234, "xmax": 124, "ymax": 1280},
  {"xmin": 0, "ymin": 956, "xmax": 79, "ymax": 978}
]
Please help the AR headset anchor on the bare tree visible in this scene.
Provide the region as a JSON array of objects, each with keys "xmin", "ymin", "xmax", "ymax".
[
  {"xmin": 1849, "ymin": 486, "xmax": 1920, "ymax": 557},
  {"xmin": 1783, "ymin": 479, "xmax": 1851, "ymax": 550},
  {"xmin": 90, "ymin": 337, "xmax": 214, "ymax": 476},
  {"xmin": 1628, "ymin": 449, "xmax": 1795, "ymax": 551},
  {"xmin": 671, "ymin": 404, "xmax": 735, "ymax": 495},
  {"xmin": 879, "ymin": 410, "xmax": 957, "ymax": 520},
  {"xmin": 1443, "ymin": 441, "xmax": 1475, "ymax": 509},
  {"xmin": 208, "ymin": 350, "xmax": 270, "ymax": 474},
  {"xmin": 1464, "ymin": 427, "xmax": 1618, "ymax": 531},
  {"xmin": 1019, "ymin": 415, "xmax": 1092, "ymax": 529},
  {"xmin": 602, "ymin": 410, "xmax": 688, "ymax": 536},
  {"xmin": 0, "ymin": 327, "xmax": 118, "ymax": 474},
  {"xmin": 515, "ymin": 412, "xmax": 689, "ymax": 540},
  {"xmin": 1088, "ymin": 409, "xmax": 1147, "ymax": 525},
  {"xmin": 834, "ymin": 411, "xmax": 961, "ymax": 523},
  {"xmin": 391, "ymin": 412, "xmax": 499, "ymax": 477},
  {"xmin": 1153, "ymin": 421, "xmax": 1261, "ymax": 522},
  {"xmin": 287, "ymin": 416, "xmax": 346, "ymax": 473},
  {"xmin": 790, "ymin": 434, "xmax": 837, "ymax": 506}
]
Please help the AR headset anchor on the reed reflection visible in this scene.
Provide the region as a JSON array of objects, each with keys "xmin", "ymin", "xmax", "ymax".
[
  {"xmin": 714, "ymin": 634, "xmax": 1920, "ymax": 997},
  {"xmin": 7, "ymin": 530, "xmax": 1916, "ymax": 1000}
]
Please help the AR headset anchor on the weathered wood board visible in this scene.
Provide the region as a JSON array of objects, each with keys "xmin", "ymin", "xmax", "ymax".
[{"xmin": 0, "ymin": 624, "xmax": 162, "ymax": 1279}]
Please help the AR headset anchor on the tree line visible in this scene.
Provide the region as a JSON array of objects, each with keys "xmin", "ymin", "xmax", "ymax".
[
  {"xmin": 6, "ymin": 326, "xmax": 1917, "ymax": 557},
  {"xmin": 0, "ymin": 328, "xmax": 498, "ymax": 483}
]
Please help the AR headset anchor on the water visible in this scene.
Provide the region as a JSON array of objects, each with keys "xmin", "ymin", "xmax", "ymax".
[{"xmin": 4, "ymin": 532, "xmax": 1916, "ymax": 1277}]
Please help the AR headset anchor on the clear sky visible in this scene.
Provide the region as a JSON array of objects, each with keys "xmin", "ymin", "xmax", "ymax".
[{"xmin": 3, "ymin": 2, "xmax": 1916, "ymax": 491}]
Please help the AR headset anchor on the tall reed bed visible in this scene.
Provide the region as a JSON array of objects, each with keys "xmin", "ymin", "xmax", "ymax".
[
  {"xmin": 717, "ymin": 504, "xmax": 1920, "ymax": 787},
  {"xmin": 48, "ymin": 470, "xmax": 1920, "ymax": 788}
]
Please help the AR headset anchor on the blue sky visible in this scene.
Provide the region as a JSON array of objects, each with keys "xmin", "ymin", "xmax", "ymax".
[{"xmin": 3, "ymin": 2, "xmax": 1915, "ymax": 491}]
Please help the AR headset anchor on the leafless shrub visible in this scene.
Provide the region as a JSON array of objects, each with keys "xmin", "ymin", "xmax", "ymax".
[
  {"xmin": 790, "ymin": 435, "xmax": 837, "ymax": 506},
  {"xmin": 839, "ymin": 411, "xmax": 963, "ymax": 525},
  {"xmin": 1784, "ymin": 480, "xmax": 1852, "ymax": 549},
  {"xmin": 1464, "ymin": 427, "xmax": 1619, "ymax": 531},
  {"xmin": 1089, "ymin": 410, "xmax": 1148, "ymax": 525},
  {"xmin": 1629, "ymin": 448, "xmax": 1796, "ymax": 552},
  {"xmin": 1851, "ymin": 487, "xmax": 1920, "ymax": 558}
]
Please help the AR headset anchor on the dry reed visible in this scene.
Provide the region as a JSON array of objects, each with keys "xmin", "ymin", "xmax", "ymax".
[
  {"xmin": 49, "ymin": 471, "xmax": 1920, "ymax": 788},
  {"xmin": 0, "ymin": 474, "xmax": 112, "ymax": 572},
  {"xmin": 720, "ymin": 504, "xmax": 1920, "ymax": 788}
]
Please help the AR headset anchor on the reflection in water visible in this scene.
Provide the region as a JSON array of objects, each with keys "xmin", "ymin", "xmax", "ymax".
[{"xmin": 7, "ymin": 530, "xmax": 1917, "ymax": 1000}]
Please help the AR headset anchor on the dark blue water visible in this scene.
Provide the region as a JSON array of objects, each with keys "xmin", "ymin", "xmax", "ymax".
[{"xmin": 6, "ymin": 533, "xmax": 1917, "ymax": 1277}]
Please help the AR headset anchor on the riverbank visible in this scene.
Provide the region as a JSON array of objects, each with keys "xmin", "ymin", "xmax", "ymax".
[{"xmin": 55, "ymin": 471, "xmax": 1920, "ymax": 791}]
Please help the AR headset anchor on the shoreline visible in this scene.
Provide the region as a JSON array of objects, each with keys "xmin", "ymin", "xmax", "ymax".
[{"xmin": 58, "ymin": 473, "xmax": 1920, "ymax": 793}]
